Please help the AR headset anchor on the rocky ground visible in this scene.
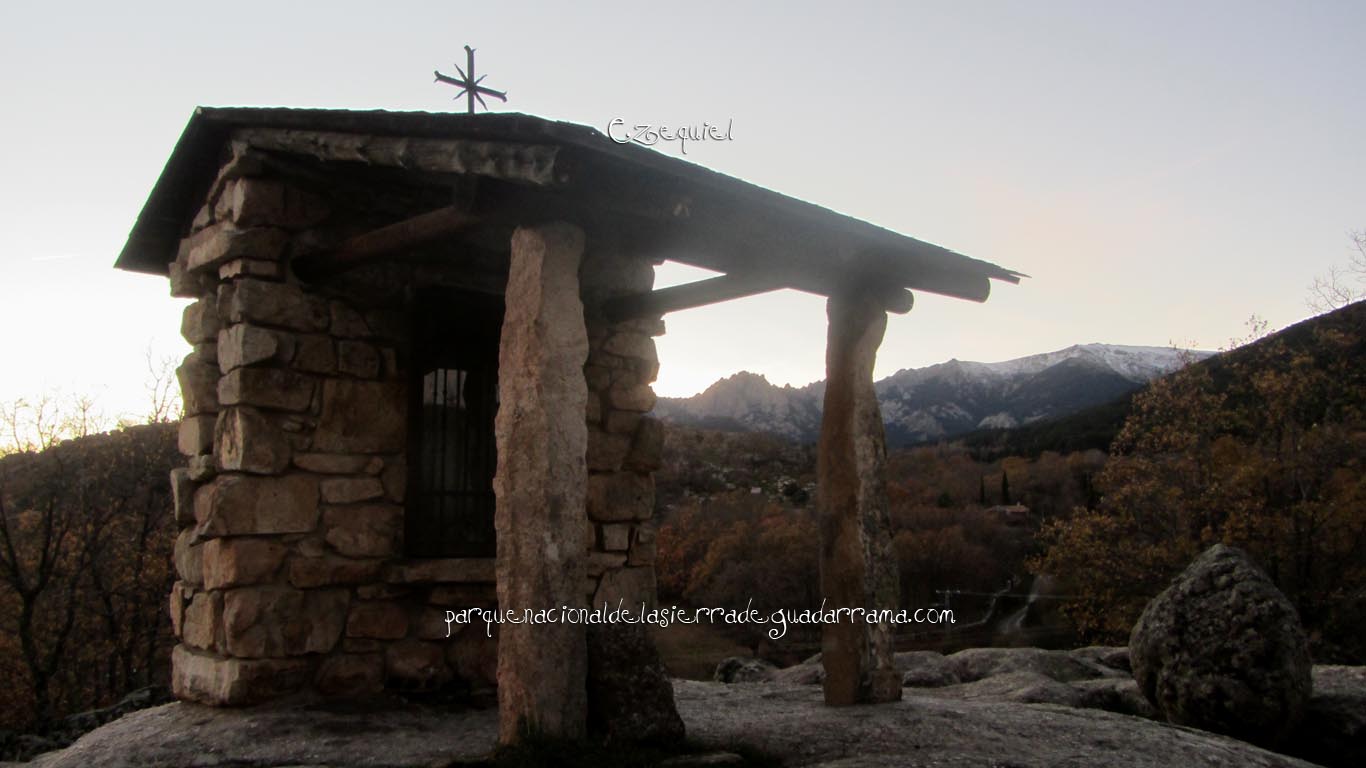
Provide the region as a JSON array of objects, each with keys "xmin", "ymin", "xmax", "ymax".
[
  {"xmin": 677, "ymin": 680, "xmax": 1314, "ymax": 768},
  {"xmin": 712, "ymin": 646, "xmax": 1363, "ymax": 767},
  {"xmin": 6, "ymin": 646, "xmax": 1360, "ymax": 768}
]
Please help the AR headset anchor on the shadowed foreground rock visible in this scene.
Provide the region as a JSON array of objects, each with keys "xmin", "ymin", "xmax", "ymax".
[
  {"xmin": 721, "ymin": 646, "xmax": 1363, "ymax": 768},
  {"xmin": 674, "ymin": 680, "xmax": 1316, "ymax": 768},
  {"xmin": 586, "ymin": 624, "xmax": 686, "ymax": 745},
  {"xmin": 1129, "ymin": 544, "xmax": 1313, "ymax": 749},
  {"xmin": 14, "ymin": 695, "xmax": 498, "ymax": 768},
  {"xmin": 14, "ymin": 675, "xmax": 1336, "ymax": 768}
]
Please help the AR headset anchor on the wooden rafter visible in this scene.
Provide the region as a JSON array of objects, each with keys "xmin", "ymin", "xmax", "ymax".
[
  {"xmin": 855, "ymin": 247, "xmax": 996, "ymax": 303},
  {"xmin": 603, "ymin": 269, "xmax": 914, "ymax": 321},
  {"xmin": 293, "ymin": 205, "xmax": 480, "ymax": 281},
  {"xmin": 603, "ymin": 273, "xmax": 783, "ymax": 321}
]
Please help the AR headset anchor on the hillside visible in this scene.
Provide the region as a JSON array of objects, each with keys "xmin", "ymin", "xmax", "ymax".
[
  {"xmin": 1033, "ymin": 299, "xmax": 1366, "ymax": 659},
  {"xmin": 961, "ymin": 392, "xmax": 1141, "ymax": 458},
  {"xmin": 966, "ymin": 301, "xmax": 1366, "ymax": 457}
]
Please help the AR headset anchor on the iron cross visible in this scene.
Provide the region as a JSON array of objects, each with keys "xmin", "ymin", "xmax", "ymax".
[{"xmin": 435, "ymin": 46, "xmax": 508, "ymax": 114}]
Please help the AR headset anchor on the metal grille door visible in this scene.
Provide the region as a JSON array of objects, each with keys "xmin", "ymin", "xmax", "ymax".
[{"xmin": 406, "ymin": 290, "xmax": 502, "ymax": 558}]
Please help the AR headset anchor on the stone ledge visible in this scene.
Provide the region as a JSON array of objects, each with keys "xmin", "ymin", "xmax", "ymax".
[{"xmin": 384, "ymin": 558, "xmax": 496, "ymax": 584}]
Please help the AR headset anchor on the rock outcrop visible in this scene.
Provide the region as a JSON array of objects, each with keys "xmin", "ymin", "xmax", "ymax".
[
  {"xmin": 13, "ymin": 654, "xmax": 1363, "ymax": 768},
  {"xmin": 675, "ymin": 679, "xmax": 1315, "ymax": 768},
  {"xmin": 714, "ymin": 645, "xmax": 1362, "ymax": 767},
  {"xmin": 1129, "ymin": 544, "xmax": 1313, "ymax": 748},
  {"xmin": 721, "ymin": 646, "xmax": 1151, "ymax": 718},
  {"xmin": 896, "ymin": 650, "xmax": 960, "ymax": 688},
  {"xmin": 713, "ymin": 657, "xmax": 779, "ymax": 683},
  {"xmin": 0, "ymin": 687, "xmax": 173, "ymax": 763},
  {"xmin": 943, "ymin": 646, "xmax": 1115, "ymax": 684},
  {"xmin": 14, "ymin": 695, "xmax": 498, "ymax": 768}
]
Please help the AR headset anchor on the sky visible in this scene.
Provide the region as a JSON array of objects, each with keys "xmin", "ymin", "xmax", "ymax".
[{"xmin": 1, "ymin": 1, "xmax": 1363, "ymax": 421}]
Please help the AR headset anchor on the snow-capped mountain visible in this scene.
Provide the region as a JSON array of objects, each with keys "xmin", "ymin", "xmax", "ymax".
[{"xmin": 654, "ymin": 344, "xmax": 1212, "ymax": 445}]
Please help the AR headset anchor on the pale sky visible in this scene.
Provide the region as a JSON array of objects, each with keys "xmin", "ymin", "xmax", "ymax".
[{"xmin": 1, "ymin": 1, "xmax": 1363, "ymax": 420}]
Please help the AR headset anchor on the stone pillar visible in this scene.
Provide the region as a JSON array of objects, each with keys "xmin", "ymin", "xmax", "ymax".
[
  {"xmin": 816, "ymin": 290, "xmax": 901, "ymax": 706},
  {"xmin": 494, "ymin": 222, "xmax": 591, "ymax": 743}
]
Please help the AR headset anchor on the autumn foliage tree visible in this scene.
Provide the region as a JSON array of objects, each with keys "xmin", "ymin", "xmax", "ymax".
[
  {"xmin": 1035, "ymin": 304, "xmax": 1366, "ymax": 660},
  {"xmin": 656, "ymin": 492, "xmax": 820, "ymax": 647},
  {"xmin": 891, "ymin": 507, "xmax": 1016, "ymax": 611},
  {"xmin": 655, "ymin": 421, "xmax": 1106, "ymax": 649},
  {"xmin": 0, "ymin": 423, "xmax": 178, "ymax": 730}
]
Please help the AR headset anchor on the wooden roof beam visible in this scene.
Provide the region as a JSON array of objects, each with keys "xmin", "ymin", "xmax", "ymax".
[
  {"xmin": 293, "ymin": 205, "xmax": 480, "ymax": 281},
  {"xmin": 897, "ymin": 268, "xmax": 992, "ymax": 303},
  {"xmin": 602, "ymin": 270, "xmax": 913, "ymax": 322},
  {"xmin": 603, "ymin": 273, "xmax": 781, "ymax": 321},
  {"xmin": 855, "ymin": 247, "xmax": 999, "ymax": 303}
]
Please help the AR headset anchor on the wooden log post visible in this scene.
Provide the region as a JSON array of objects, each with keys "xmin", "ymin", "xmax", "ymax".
[
  {"xmin": 494, "ymin": 221, "xmax": 591, "ymax": 743},
  {"xmin": 817, "ymin": 288, "xmax": 902, "ymax": 706}
]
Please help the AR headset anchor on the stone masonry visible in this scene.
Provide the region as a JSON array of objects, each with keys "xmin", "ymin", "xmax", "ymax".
[
  {"xmin": 579, "ymin": 237, "xmax": 664, "ymax": 620},
  {"xmin": 166, "ymin": 145, "xmax": 665, "ymax": 706}
]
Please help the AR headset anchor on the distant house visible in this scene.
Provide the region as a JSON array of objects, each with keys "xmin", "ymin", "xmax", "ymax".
[
  {"xmin": 987, "ymin": 504, "xmax": 1032, "ymax": 526},
  {"xmin": 115, "ymin": 107, "xmax": 1022, "ymax": 742}
]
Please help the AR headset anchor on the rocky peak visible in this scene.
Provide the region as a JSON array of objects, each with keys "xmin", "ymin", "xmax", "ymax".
[{"xmin": 659, "ymin": 344, "xmax": 1211, "ymax": 446}]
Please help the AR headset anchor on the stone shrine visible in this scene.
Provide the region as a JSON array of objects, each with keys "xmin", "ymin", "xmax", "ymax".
[{"xmin": 115, "ymin": 107, "xmax": 1022, "ymax": 742}]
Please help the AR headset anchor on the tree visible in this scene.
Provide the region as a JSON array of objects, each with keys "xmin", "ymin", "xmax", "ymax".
[
  {"xmin": 1307, "ymin": 230, "xmax": 1366, "ymax": 312},
  {"xmin": 0, "ymin": 461, "xmax": 89, "ymax": 727},
  {"xmin": 0, "ymin": 424, "xmax": 178, "ymax": 729},
  {"xmin": 2, "ymin": 352, "xmax": 184, "ymax": 456},
  {"xmin": 140, "ymin": 346, "xmax": 183, "ymax": 426},
  {"xmin": 1000, "ymin": 471, "xmax": 1011, "ymax": 505},
  {"xmin": 1, "ymin": 393, "xmax": 114, "ymax": 456},
  {"xmin": 1034, "ymin": 308, "xmax": 1366, "ymax": 659}
]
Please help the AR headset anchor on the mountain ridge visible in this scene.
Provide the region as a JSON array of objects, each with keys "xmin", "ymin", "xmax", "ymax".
[{"xmin": 655, "ymin": 343, "xmax": 1212, "ymax": 445}]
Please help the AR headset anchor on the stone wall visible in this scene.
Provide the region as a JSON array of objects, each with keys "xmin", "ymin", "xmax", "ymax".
[
  {"xmin": 166, "ymin": 146, "xmax": 663, "ymax": 706},
  {"xmin": 580, "ymin": 242, "xmax": 665, "ymax": 612}
]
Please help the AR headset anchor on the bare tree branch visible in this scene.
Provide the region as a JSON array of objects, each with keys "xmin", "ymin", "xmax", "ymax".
[
  {"xmin": 1308, "ymin": 229, "xmax": 1366, "ymax": 312},
  {"xmin": 142, "ymin": 345, "xmax": 182, "ymax": 425}
]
